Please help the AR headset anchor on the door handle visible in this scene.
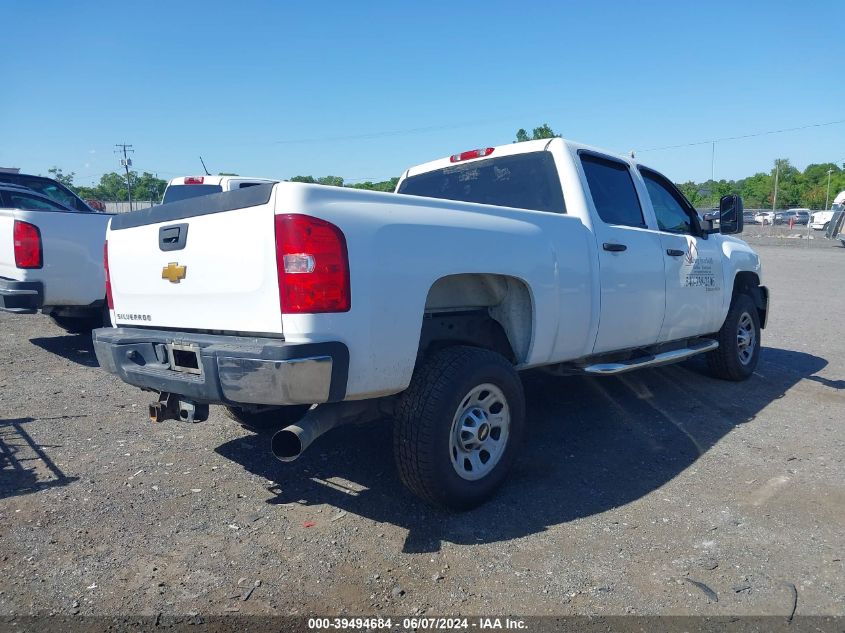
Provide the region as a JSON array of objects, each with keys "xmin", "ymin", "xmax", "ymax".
[
  {"xmin": 666, "ymin": 249, "xmax": 685, "ymax": 257},
  {"xmin": 602, "ymin": 243, "xmax": 627, "ymax": 252},
  {"xmin": 159, "ymin": 223, "xmax": 189, "ymax": 251}
]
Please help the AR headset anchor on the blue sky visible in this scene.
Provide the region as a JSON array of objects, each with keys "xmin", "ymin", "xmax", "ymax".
[{"xmin": 2, "ymin": 0, "xmax": 843, "ymax": 186}]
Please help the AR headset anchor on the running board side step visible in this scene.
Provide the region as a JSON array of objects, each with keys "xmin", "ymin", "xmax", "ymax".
[{"xmin": 582, "ymin": 340, "xmax": 718, "ymax": 375}]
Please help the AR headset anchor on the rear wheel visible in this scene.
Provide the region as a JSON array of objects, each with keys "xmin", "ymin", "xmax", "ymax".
[
  {"xmin": 49, "ymin": 301, "xmax": 110, "ymax": 334},
  {"xmin": 394, "ymin": 346, "xmax": 525, "ymax": 510},
  {"xmin": 706, "ymin": 293, "xmax": 761, "ymax": 381},
  {"xmin": 50, "ymin": 314, "xmax": 100, "ymax": 334},
  {"xmin": 224, "ymin": 404, "xmax": 310, "ymax": 431}
]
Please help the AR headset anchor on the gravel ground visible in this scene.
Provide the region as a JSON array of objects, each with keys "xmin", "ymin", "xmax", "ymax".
[{"xmin": 1, "ymin": 240, "xmax": 843, "ymax": 617}]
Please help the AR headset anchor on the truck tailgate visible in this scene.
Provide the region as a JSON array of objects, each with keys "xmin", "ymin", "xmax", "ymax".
[{"xmin": 107, "ymin": 186, "xmax": 283, "ymax": 334}]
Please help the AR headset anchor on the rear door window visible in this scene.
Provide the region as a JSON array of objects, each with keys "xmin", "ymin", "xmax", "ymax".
[
  {"xmin": 162, "ymin": 184, "xmax": 224, "ymax": 204},
  {"xmin": 580, "ymin": 154, "xmax": 645, "ymax": 228},
  {"xmin": 7, "ymin": 191, "xmax": 69, "ymax": 211},
  {"xmin": 397, "ymin": 151, "xmax": 565, "ymax": 213}
]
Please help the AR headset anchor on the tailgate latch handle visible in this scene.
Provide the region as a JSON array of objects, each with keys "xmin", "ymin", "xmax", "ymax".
[{"xmin": 159, "ymin": 223, "xmax": 189, "ymax": 252}]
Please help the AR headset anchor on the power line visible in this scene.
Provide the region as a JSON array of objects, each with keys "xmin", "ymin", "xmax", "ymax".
[{"xmin": 639, "ymin": 118, "xmax": 845, "ymax": 152}]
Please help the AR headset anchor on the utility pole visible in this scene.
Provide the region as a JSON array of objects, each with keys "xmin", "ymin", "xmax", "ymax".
[
  {"xmin": 115, "ymin": 143, "xmax": 134, "ymax": 211},
  {"xmin": 825, "ymin": 168, "xmax": 834, "ymax": 210},
  {"xmin": 771, "ymin": 161, "xmax": 780, "ymax": 233},
  {"xmin": 710, "ymin": 141, "xmax": 717, "ymax": 208}
]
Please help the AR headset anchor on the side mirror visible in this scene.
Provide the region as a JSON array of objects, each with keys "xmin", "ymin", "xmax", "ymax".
[{"xmin": 719, "ymin": 194, "xmax": 743, "ymax": 234}]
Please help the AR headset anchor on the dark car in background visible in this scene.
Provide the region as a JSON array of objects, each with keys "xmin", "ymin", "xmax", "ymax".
[{"xmin": 0, "ymin": 172, "xmax": 97, "ymax": 213}]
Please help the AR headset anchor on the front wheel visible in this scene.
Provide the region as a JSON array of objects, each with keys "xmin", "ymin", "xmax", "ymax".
[
  {"xmin": 394, "ymin": 346, "xmax": 525, "ymax": 510},
  {"xmin": 707, "ymin": 293, "xmax": 761, "ymax": 381}
]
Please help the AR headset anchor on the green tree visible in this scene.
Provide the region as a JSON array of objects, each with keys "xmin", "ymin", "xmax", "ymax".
[
  {"xmin": 349, "ymin": 177, "xmax": 400, "ymax": 192},
  {"xmin": 531, "ymin": 123, "xmax": 558, "ymax": 140},
  {"xmin": 677, "ymin": 181, "xmax": 705, "ymax": 206},
  {"xmin": 316, "ymin": 175, "xmax": 344, "ymax": 187},
  {"xmin": 47, "ymin": 167, "xmax": 74, "ymax": 187},
  {"xmin": 514, "ymin": 123, "xmax": 560, "ymax": 143},
  {"xmin": 75, "ymin": 171, "xmax": 166, "ymax": 202},
  {"xmin": 133, "ymin": 172, "xmax": 168, "ymax": 203}
]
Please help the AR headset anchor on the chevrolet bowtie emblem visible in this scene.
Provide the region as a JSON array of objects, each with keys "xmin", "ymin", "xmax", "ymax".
[{"xmin": 161, "ymin": 262, "xmax": 187, "ymax": 283}]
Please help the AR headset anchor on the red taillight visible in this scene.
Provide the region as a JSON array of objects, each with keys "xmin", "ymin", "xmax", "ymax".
[
  {"xmin": 184, "ymin": 176, "xmax": 204, "ymax": 184},
  {"xmin": 13, "ymin": 220, "xmax": 42, "ymax": 269},
  {"xmin": 449, "ymin": 147, "xmax": 494, "ymax": 163},
  {"xmin": 274, "ymin": 214, "xmax": 350, "ymax": 314},
  {"xmin": 104, "ymin": 241, "xmax": 114, "ymax": 309}
]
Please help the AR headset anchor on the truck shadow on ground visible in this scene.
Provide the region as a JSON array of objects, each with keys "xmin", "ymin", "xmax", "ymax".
[
  {"xmin": 215, "ymin": 347, "xmax": 833, "ymax": 553},
  {"xmin": 0, "ymin": 417, "xmax": 79, "ymax": 501},
  {"xmin": 29, "ymin": 333, "xmax": 99, "ymax": 367}
]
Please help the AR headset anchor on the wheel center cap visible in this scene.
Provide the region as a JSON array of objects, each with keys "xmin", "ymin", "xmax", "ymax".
[{"xmin": 478, "ymin": 423, "xmax": 490, "ymax": 442}]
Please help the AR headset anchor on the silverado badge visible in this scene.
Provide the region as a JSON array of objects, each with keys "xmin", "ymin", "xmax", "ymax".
[{"xmin": 161, "ymin": 262, "xmax": 187, "ymax": 283}]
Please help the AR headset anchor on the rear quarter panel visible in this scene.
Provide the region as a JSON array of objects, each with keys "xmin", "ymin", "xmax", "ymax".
[{"xmin": 274, "ymin": 183, "xmax": 595, "ymax": 400}]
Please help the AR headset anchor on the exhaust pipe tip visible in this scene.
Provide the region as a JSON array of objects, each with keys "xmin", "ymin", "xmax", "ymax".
[
  {"xmin": 271, "ymin": 427, "xmax": 306, "ymax": 462},
  {"xmin": 270, "ymin": 401, "xmax": 380, "ymax": 463}
]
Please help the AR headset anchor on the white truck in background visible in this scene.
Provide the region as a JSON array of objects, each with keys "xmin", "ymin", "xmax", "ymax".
[
  {"xmin": 0, "ymin": 182, "xmax": 112, "ymax": 331},
  {"xmin": 94, "ymin": 138, "xmax": 769, "ymax": 509},
  {"xmin": 812, "ymin": 190, "xmax": 845, "ymax": 231},
  {"xmin": 161, "ymin": 175, "xmax": 278, "ymax": 204},
  {"xmin": 823, "ymin": 191, "xmax": 845, "ymax": 245}
]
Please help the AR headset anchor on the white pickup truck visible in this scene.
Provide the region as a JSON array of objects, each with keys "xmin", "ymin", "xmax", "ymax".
[
  {"xmin": 161, "ymin": 175, "xmax": 278, "ymax": 204},
  {"xmin": 94, "ymin": 138, "xmax": 769, "ymax": 509},
  {"xmin": 812, "ymin": 190, "xmax": 845, "ymax": 231},
  {"xmin": 0, "ymin": 183, "xmax": 113, "ymax": 331}
]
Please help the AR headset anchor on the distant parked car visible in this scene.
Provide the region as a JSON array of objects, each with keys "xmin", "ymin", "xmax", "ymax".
[
  {"xmin": 774, "ymin": 211, "xmax": 799, "ymax": 225},
  {"xmin": 793, "ymin": 210, "xmax": 809, "ymax": 225},
  {"xmin": 743, "ymin": 211, "xmax": 760, "ymax": 225},
  {"xmin": 756, "ymin": 211, "xmax": 774, "ymax": 225}
]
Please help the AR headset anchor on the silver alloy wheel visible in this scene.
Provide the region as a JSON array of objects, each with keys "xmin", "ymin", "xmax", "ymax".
[
  {"xmin": 736, "ymin": 311, "xmax": 756, "ymax": 365},
  {"xmin": 449, "ymin": 383, "xmax": 510, "ymax": 481}
]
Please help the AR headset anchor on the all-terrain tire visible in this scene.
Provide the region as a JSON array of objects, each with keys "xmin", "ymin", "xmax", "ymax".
[
  {"xmin": 393, "ymin": 345, "xmax": 525, "ymax": 511},
  {"xmin": 706, "ymin": 293, "xmax": 761, "ymax": 381},
  {"xmin": 224, "ymin": 405, "xmax": 310, "ymax": 431}
]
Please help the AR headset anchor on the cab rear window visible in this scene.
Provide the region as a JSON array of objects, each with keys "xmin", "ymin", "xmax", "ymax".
[
  {"xmin": 162, "ymin": 184, "xmax": 224, "ymax": 204},
  {"xmin": 397, "ymin": 151, "xmax": 565, "ymax": 213}
]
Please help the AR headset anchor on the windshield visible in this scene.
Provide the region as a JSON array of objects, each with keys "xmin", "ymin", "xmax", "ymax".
[
  {"xmin": 162, "ymin": 184, "xmax": 224, "ymax": 204},
  {"xmin": 397, "ymin": 151, "xmax": 566, "ymax": 213}
]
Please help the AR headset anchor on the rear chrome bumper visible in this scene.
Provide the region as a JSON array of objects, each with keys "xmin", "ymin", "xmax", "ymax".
[
  {"xmin": 92, "ymin": 327, "xmax": 348, "ymax": 406},
  {"xmin": 0, "ymin": 278, "xmax": 43, "ymax": 314}
]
